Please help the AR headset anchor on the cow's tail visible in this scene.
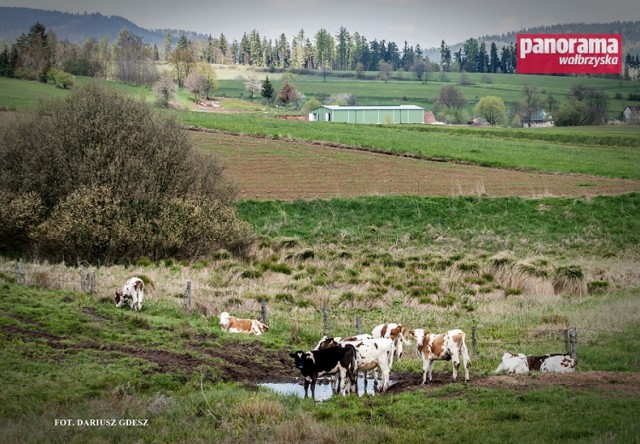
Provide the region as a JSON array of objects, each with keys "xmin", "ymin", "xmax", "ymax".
[{"xmin": 461, "ymin": 336, "xmax": 471, "ymax": 368}]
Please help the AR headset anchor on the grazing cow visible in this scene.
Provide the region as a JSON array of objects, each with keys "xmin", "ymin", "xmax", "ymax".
[
  {"xmin": 495, "ymin": 352, "xmax": 529, "ymax": 374},
  {"xmin": 411, "ymin": 328, "xmax": 471, "ymax": 384},
  {"xmin": 115, "ymin": 277, "xmax": 145, "ymax": 311},
  {"xmin": 289, "ymin": 345, "xmax": 357, "ymax": 400},
  {"xmin": 372, "ymin": 323, "xmax": 410, "ymax": 360},
  {"xmin": 527, "ymin": 354, "xmax": 576, "ymax": 373},
  {"xmin": 219, "ymin": 312, "xmax": 269, "ymax": 335},
  {"xmin": 316, "ymin": 335, "xmax": 394, "ymax": 393}
]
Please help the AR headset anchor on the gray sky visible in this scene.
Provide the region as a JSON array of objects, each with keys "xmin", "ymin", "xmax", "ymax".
[{"xmin": 2, "ymin": 0, "xmax": 638, "ymax": 48}]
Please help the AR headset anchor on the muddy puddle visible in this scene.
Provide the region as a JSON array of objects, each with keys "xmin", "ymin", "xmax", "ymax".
[{"xmin": 260, "ymin": 375, "xmax": 394, "ymax": 400}]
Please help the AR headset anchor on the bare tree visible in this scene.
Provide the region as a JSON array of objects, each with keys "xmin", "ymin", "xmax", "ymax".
[
  {"xmin": 435, "ymin": 85, "xmax": 466, "ymax": 110},
  {"xmin": 522, "ymin": 85, "xmax": 542, "ymax": 126}
]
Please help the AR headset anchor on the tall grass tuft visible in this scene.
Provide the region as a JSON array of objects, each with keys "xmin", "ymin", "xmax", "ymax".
[
  {"xmin": 513, "ymin": 257, "xmax": 555, "ymax": 296},
  {"xmin": 554, "ymin": 265, "xmax": 587, "ymax": 296}
]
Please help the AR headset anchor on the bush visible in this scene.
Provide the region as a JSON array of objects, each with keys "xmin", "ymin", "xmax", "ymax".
[
  {"xmin": 0, "ymin": 190, "xmax": 44, "ymax": 251},
  {"xmin": 0, "ymin": 83, "xmax": 252, "ymax": 263}
]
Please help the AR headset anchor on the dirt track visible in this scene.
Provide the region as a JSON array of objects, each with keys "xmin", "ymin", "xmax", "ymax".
[{"xmin": 192, "ymin": 131, "xmax": 640, "ymax": 200}]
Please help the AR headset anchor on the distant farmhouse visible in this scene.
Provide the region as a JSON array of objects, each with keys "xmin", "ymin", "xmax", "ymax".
[
  {"xmin": 523, "ymin": 110, "xmax": 554, "ymax": 128},
  {"xmin": 309, "ymin": 105, "xmax": 425, "ymax": 124}
]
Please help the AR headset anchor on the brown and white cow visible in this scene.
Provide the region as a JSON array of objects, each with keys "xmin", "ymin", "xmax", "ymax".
[
  {"xmin": 372, "ymin": 323, "xmax": 410, "ymax": 360},
  {"xmin": 219, "ymin": 312, "xmax": 269, "ymax": 335},
  {"xmin": 115, "ymin": 277, "xmax": 145, "ymax": 311},
  {"xmin": 411, "ymin": 328, "xmax": 471, "ymax": 384},
  {"xmin": 495, "ymin": 352, "xmax": 529, "ymax": 374},
  {"xmin": 527, "ymin": 354, "xmax": 576, "ymax": 373}
]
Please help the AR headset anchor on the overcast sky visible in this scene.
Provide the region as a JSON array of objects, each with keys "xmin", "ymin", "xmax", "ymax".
[{"xmin": 2, "ymin": 0, "xmax": 639, "ymax": 48}]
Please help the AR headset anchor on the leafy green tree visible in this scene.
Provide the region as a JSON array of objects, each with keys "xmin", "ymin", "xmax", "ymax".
[
  {"xmin": 474, "ymin": 96, "xmax": 507, "ymax": 125},
  {"xmin": 170, "ymin": 33, "xmax": 194, "ymax": 86},
  {"xmin": 440, "ymin": 40, "xmax": 451, "ymax": 71},
  {"xmin": 261, "ymin": 75, "xmax": 274, "ymax": 103},
  {"xmin": 47, "ymin": 68, "xmax": 74, "ymax": 89},
  {"xmin": 14, "ymin": 22, "xmax": 52, "ymax": 81}
]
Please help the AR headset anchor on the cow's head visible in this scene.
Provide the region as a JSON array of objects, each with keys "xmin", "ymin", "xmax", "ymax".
[
  {"xmin": 114, "ymin": 291, "xmax": 122, "ymax": 307},
  {"xmin": 289, "ymin": 351, "xmax": 310, "ymax": 370},
  {"xmin": 412, "ymin": 329, "xmax": 426, "ymax": 348},
  {"xmin": 317, "ymin": 337, "xmax": 339, "ymax": 349}
]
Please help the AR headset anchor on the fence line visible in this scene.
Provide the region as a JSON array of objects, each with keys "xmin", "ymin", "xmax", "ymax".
[{"xmin": 4, "ymin": 264, "xmax": 635, "ymax": 361}]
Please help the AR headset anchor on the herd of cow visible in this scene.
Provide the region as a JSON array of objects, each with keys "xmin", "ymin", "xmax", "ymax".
[{"xmin": 114, "ymin": 277, "xmax": 577, "ymax": 401}]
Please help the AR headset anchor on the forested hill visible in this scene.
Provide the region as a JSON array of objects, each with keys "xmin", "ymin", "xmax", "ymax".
[{"xmin": 0, "ymin": 7, "xmax": 205, "ymax": 46}]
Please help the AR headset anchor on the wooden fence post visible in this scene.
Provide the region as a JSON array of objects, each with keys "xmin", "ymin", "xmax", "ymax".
[
  {"xmin": 14, "ymin": 259, "xmax": 25, "ymax": 285},
  {"xmin": 471, "ymin": 326, "xmax": 477, "ymax": 355},
  {"xmin": 569, "ymin": 326, "xmax": 577, "ymax": 360},
  {"xmin": 356, "ymin": 316, "xmax": 361, "ymax": 334},
  {"xmin": 261, "ymin": 299, "xmax": 268, "ymax": 325},
  {"xmin": 184, "ymin": 281, "xmax": 192, "ymax": 311},
  {"xmin": 81, "ymin": 270, "xmax": 96, "ymax": 294},
  {"xmin": 322, "ymin": 304, "xmax": 329, "ymax": 336}
]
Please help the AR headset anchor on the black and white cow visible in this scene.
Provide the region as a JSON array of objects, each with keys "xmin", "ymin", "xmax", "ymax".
[
  {"xmin": 527, "ymin": 354, "xmax": 577, "ymax": 373},
  {"xmin": 289, "ymin": 345, "xmax": 357, "ymax": 400}
]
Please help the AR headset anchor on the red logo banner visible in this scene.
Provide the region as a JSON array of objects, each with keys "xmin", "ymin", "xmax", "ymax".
[{"xmin": 517, "ymin": 34, "xmax": 622, "ymax": 75}]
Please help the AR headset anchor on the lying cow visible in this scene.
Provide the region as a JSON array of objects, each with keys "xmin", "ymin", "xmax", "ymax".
[
  {"xmin": 289, "ymin": 345, "xmax": 357, "ymax": 400},
  {"xmin": 219, "ymin": 312, "xmax": 269, "ymax": 335},
  {"xmin": 372, "ymin": 323, "xmax": 410, "ymax": 360},
  {"xmin": 316, "ymin": 335, "xmax": 394, "ymax": 393},
  {"xmin": 411, "ymin": 328, "xmax": 471, "ymax": 384},
  {"xmin": 495, "ymin": 352, "xmax": 529, "ymax": 374},
  {"xmin": 527, "ymin": 354, "xmax": 576, "ymax": 373},
  {"xmin": 115, "ymin": 277, "xmax": 145, "ymax": 311}
]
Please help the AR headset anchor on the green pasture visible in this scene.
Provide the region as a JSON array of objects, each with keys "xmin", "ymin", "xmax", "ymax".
[
  {"xmin": 238, "ymin": 193, "xmax": 640, "ymax": 256},
  {"xmin": 2, "ymin": 76, "xmax": 639, "ymax": 180},
  {"xmin": 215, "ymin": 70, "xmax": 640, "ymax": 116},
  {"xmin": 1, "ymin": 269, "xmax": 639, "ymax": 443}
]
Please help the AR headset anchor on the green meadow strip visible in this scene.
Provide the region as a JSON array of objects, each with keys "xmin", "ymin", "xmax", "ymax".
[{"xmin": 238, "ymin": 194, "xmax": 640, "ymax": 255}]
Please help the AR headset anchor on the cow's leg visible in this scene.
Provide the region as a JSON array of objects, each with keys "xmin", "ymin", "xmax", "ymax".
[
  {"xmin": 310, "ymin": 376, "xmax": 317, "ymax": 400},
  {"xmin": 303, "ymin": 379, "xmax": 310, "ymax": 398},
  {"xmin": 461, "ymin": 343, "xmax": 471, "ymax": 382},
  {"xmin": 338, "ymin": 367, "xmax": 347, "ymax": 396},
  {"xmin": 421, "ymin": 358, "xmax": 429, "ymax": 384},
  {"xmin": 427, "ymin": 359, "xmax": 435, "ymax": 383},
  {"xmin": 380, "ymin": 363, "xmax": 390, "ymax": 392},
  {"xmin": 452, "ymin": 352, "xmax": 460, "ymax": 382},
  {"xmin": 346, "ymin": 367, "xmax": 356, "ymax": 396}
]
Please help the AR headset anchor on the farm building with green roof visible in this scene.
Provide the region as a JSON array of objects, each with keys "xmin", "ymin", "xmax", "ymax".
[{"xmin": 309, "ymin": 105, "xmax": 425, "ymax": 124}]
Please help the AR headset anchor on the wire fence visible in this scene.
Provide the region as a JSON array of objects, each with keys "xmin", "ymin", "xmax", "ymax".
[{"xmin": 8, "ymin": 261, "xmax": 640, "ymax": 364}]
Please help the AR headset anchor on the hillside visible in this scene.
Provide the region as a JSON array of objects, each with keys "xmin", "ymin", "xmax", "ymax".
[{"xmin": 0, "ymin": 7, "xmax": 205, "ymax": 46}]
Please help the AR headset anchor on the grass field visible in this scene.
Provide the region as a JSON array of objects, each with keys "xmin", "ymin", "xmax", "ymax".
[{"xmin": 2, "ymin": 74, "xmax": 640, "ymax": 442}]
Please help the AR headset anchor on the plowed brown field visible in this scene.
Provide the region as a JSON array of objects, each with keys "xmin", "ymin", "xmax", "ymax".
[{"xmin": 192, "ymin": 130, "xmax": 640, "ymax": 200}]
